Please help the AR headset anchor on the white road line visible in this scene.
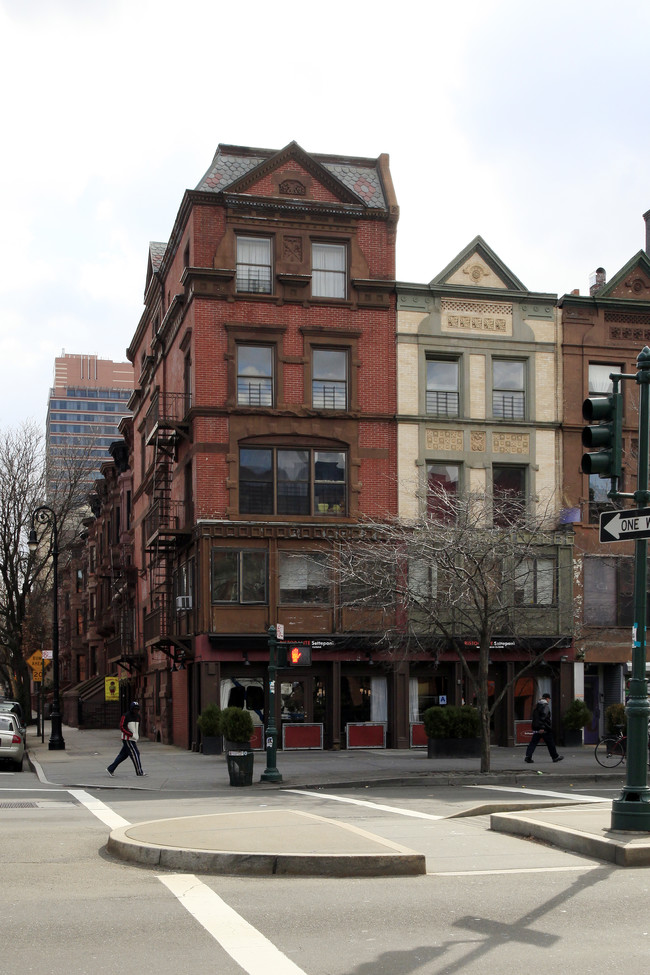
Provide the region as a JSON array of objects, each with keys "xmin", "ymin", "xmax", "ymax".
[
  {"xmin": 284, "ymin": 788, "xmax": 443, "ymax": 819},
  {"xmin": 159, "ymin": 874, "xmax": 308, "ymax": 975},
  {"xmin": 429, "ymin": 865, "xmax": 602, "ymax": 877},
  {"xmin": 68, "ymin": 789, "xmax": 130, "ymax": 829},
  {"xmin": 468, "ymin": 785, "xmax": 607, "ymax": 803}
]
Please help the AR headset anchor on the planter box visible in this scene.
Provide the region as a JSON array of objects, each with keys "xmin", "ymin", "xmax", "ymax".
[
  {"xmin": 562, "ymin": 728, "xmax": 584, "ymax": 748},
  {"xmin": 410, "ymin": 723, "xmax": 428, "ymax": 748},
  {"xmin": 427, "ymin": 737, "xmax": 481, "ymax": 759},
  {"xmin": 201, "ymin": 735, "xmax": 222, "ymax": 755},
  {"xmin": 282, "ymin": 723, "xmax": 323, "ymax": 750},
  {"xmin": 346, "ymin": 722, "xmax": 386, "ymax": 749}
]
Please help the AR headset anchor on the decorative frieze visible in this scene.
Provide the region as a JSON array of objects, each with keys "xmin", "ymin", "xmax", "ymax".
[
  {"xmin": 441, "ymin": 298, "xmax": 512, "ymax": 334},
  {"xmin": 426, "ymin": 429, "xmax": 463, "ymax": 452},
  {"xmin": 492, "ymin": 432, "xmax": 530, "ymax": 455}
]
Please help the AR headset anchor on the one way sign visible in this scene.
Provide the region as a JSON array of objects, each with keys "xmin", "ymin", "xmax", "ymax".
[{"xmin": 600, "ymin": 507, "xmax": 650, "ymax": 542}]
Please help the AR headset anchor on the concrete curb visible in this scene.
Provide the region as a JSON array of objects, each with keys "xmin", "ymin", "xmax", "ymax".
[
  {"xmin": 106, "ymin": 809, "xmax": 427, "ymax": 877},
  {"xmin": 490, "ymin": 808, "xmax": 650, "ymax": 867}
]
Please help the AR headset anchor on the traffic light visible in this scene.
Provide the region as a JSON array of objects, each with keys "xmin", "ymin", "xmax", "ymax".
[
  {"xmin": 287, "ymin": 642, "xmax": 311, "ymax": 666},
  {"xmin": 581, "ymin": 390, "xmax": 623, "ymax": 480}
]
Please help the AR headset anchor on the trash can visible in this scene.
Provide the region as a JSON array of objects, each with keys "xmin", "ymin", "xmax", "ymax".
[{"xmin": 226, "ymin": 749, "xmax": 254, "ymax": 786}]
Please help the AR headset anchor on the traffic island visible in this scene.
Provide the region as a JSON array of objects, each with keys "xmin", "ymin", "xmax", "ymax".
[
  {"xmin": 106, "ymin": 808, "xmax": 426, "ymax": 877},
  {"xmin": 491, "ymin": 802, "xmax": 650, "ymax": 866}
]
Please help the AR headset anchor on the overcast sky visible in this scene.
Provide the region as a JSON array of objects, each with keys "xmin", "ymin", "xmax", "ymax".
[{"xmin": 1, "ymin": 0, "xmax": 649, "ymax": 430}]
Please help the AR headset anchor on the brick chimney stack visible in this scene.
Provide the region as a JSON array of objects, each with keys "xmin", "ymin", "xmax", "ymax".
[{"xmin": 589, "ymin": 267, "xmax": 606, "ymax": 296}]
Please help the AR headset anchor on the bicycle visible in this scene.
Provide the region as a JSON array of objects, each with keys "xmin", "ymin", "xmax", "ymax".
[
  {"xmin": 594, "ymin": 730, "xmax": 626, "ymax": 768},
  {"xmin": 594, "ymin": 727, "xmax": 650, "ymax": 768}
]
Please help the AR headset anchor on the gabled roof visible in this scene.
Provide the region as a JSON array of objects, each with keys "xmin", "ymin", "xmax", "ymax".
[
  {"xmin": 592, "ymin": 249, "xmax": 650, "ymax": 299},
  {"xmin": 429, "ymin": 235, "xmax": 527, "ymax": 292},
  {"xmin": 194, "ymin": 141, "xmax": 388, "ymax": 210}
]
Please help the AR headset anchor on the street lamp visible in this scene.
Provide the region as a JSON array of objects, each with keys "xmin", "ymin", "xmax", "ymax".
[{"xmin": 28, "ymin": 505, "xmax": 65, "ymax": 751}]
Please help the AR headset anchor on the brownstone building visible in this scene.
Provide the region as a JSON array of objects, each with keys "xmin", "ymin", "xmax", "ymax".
[
  {"xmin": 561, "ymin": 217, "xmax": 650, "ymax": 740},
  {"xmin": 126, "ymin": 142, "xmax": 400, "ymax": 749}
]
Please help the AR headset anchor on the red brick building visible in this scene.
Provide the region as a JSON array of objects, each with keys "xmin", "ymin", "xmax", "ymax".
[
  {"xmin": 560, "ymin": 218, "xmax": 650, "ymax": 739},
  {"xmin": 126, "ymin": 142, "xmax": 400, "ymax": 749}
]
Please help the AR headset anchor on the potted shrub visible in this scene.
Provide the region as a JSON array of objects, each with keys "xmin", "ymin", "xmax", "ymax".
[
  {"xmin": 606, "ymin": 702, "xmax": 627, "ymax": 734},
  {"xmin": 423, "ymin": 705, "xmax": 481, "ymax": 759},
  {"xmin": 562, "ymin": 699, "xmax": 592, "ymax": 747},
  {"xmin": 197, "ymin": 703, "xmax": 222, "ymax": 755},
  {"xmin": 220, "ymin": 706, "xmax": 255, "ymax": 786}
]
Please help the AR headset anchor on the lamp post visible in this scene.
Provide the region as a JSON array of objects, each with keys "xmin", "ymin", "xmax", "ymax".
[{"xmin": 28, "ymin": 506, "xmax": 65, "ymax": 751}]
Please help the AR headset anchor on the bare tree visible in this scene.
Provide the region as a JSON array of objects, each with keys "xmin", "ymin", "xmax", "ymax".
[
  {"xmin": 334, "ymin": 487, "xmax": 574, "ymax": 772},
  {"xmin": 0, "ymin": 422, "xmax": 97, "ymax": 716}
]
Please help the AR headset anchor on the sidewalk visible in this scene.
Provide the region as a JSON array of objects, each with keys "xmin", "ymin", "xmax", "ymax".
[
  {"xmin": 26, "ymin": 722, "xmax": 623, "ymax": 793},
  {"xmin": 25, "ymin": 723, "xmax": 650, "ymax": 873}
]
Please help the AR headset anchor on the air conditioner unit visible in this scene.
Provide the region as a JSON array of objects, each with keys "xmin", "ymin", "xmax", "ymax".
[{"xmin": 176, "ymin": 595, "xmax": 192, "ymax": 612}]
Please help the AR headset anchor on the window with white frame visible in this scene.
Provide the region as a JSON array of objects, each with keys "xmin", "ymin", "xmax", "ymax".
[
  {"xmin": 237, "ymin": 346, "xmax": 273, "ymax": 406},
  {"xmin": 588, "ymin": 363, "xmax": 621, "ymax": 395},
  {"xmin": 312, "ymin": 242, "xmax": 346, "ymax": 298},
  {"xmin": 312, "ymin": 348, "xmax": 347, "ymax": 409},
  {"xmin": 236, "ymin": 237, "xmax": 272, "ymax": 294}
]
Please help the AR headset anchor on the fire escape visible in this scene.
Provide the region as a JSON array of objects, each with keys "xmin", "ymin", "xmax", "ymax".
[{"xmin": 143, "ymin": 390, "xmax": 192, "ymax": 666}]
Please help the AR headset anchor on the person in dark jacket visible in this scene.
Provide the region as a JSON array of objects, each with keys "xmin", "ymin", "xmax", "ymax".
[
  {"xmin": 525, "ymin": 693, "xmax": 563, "ymax": 764},
  {"xmin": 107, "ymin": 702, "xmax": 146, "ymax": 776}
]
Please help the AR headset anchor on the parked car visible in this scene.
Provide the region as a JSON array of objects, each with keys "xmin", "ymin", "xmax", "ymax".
[
  {"xmin": 0, "ymin": 701, "xmax": 25, "ymax": 736},
  {"xmin": 0, "ymin": 712, "xmax": 24, "ymax": 771}
]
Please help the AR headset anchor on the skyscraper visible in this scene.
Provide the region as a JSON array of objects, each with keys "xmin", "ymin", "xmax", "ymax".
[{"xmin": 46, "ymin": 352, "xmax": 134, "ymax": 497}]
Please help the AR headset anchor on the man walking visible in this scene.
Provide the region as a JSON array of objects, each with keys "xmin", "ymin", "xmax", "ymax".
[
  {"xmin": 525, "ymin": 692, "xmax": 563, "ymax": 764},
  {"xmin": 107, "ymin": 701, "xmax": 146, "ymax": 777}
]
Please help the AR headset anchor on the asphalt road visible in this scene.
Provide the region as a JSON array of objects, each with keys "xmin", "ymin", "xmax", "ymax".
[{"xmin": 2, "ymin": 767, "xmax": 644, "ymax": 975}]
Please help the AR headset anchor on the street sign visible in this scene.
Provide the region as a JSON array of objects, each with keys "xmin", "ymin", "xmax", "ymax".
[
  {"xmin": 600, "ymin": 507, "xmax": 650, "ymax": 542},
  {"xmin": 42, "ymin": 649, "xmax": 53, "ymax": 660}
]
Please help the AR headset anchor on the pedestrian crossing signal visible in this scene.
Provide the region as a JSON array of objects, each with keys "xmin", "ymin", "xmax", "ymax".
[{"xmin": 288, "ymin": 643, "xmax": 311, "ymax": 666}]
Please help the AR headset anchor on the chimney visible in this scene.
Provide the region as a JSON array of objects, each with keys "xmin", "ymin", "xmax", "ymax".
[
  {"xmin": 589, "ymin": 267, "xmax": 606, "ymax": 296},
  {"xmin": 644, "ymin": 210, "xmax": 650, "ymax": 254}
]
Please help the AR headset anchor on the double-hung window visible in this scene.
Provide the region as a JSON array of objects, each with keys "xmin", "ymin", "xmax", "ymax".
[
  {"xmin": 426, "ymin": 358, "xmax": 459, "ymax": 417},
  {"xmin": 493, "ymin": 360, "xmax": 525, "ymax": 419},
  {"xmin": 312, "ymin": 349, "xmax": 347, "ymax": 409},
  {"xmin": 239, "ymin": 447, "xmax": 346, "ymax": 516},
  {"xmin": 426, "ymin": 463, "xmax": 459, "ymax": 522},
  {"xmin": 312, "ymin": 243, "xmax": 346, "ymax": 298},
  {"xmin": 211, "ymin": 549, "xmax": 267, "ymax": 604},
  {"xmin": 514, "ymin": 558, "xmax": 556, "ymax": 606},
  {"xmin": 493, "ymin": 465, "xmax": 526, "ymax": 525},
  {"xmin": 237, "ymin": 346, "xmax": 273, "ymax": 406},
  {"xmin": 236, "ymin": 237, "xmax": 272, "ymax": 294}
]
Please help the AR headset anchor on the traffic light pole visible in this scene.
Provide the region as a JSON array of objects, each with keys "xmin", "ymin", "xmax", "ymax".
[
  {"xmin": 611, "ymin": 346, "xmax": 650, "ymax": 830},
  {"xmin": 260, "ymin": 625, "xmax": 282, "ymax": 783}
]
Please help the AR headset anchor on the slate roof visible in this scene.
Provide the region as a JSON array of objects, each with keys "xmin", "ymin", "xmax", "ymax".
[
  {"xmin": 194, "ymin": 143, "xmax": 386, "ymax": 209},
  {"xmin": 149, "ymin": 242, "xmax": 167, "ymax": 272}
]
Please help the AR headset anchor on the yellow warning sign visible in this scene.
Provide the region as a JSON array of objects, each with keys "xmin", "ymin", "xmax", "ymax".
[{"xmin": 105, "ymin": 677, "xmax": 120, "ymax": 702}]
